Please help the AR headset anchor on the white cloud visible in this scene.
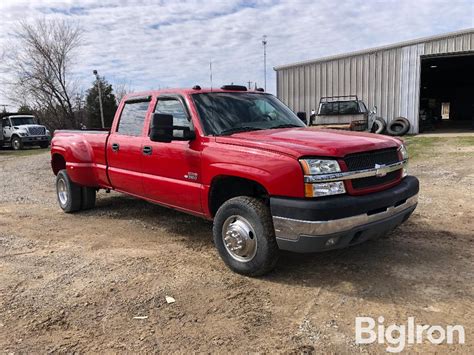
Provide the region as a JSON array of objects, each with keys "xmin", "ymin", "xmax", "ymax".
[{"xmin": 0, "ymin": 0, "xmax": 472, "ymax": 109}]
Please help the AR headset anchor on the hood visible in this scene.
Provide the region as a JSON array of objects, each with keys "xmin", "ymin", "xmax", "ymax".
[
  {"xmin": 215, "ymin": 127, "xmax": 401, "ymax": 158},
  {"xmin": 13, "ymin": 124, "xmax": 46, "ymax": 130},
  {"xmin": 14, "ymin": 124, "xmax": 44, "ymax": 129}
]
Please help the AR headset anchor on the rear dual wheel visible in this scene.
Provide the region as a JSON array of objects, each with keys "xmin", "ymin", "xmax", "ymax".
[{"xmin": 56, "ymin": 169, "xmax": 96, "ymax": 213}]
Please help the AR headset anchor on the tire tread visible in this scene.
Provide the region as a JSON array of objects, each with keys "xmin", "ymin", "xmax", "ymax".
[{"xmin": 213, "ymin": 196, "xmax": 279, "ymax": 276}]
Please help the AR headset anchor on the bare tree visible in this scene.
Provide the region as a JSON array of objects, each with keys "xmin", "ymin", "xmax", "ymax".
[
  {"xmin": 2, "ymin": 19, "xmax": 82, "ymax": 129},
  {"xmin": 113, "ymin": 80, "xmax": 134, "ymax": 105}
]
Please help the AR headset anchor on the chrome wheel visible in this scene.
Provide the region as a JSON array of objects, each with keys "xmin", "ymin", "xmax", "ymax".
[
  {"xmin": 12, "ymin": 138, "xmax": 20, "ymax": 150},
  {"xmin": 57, "ymin": 178, "xmax": 68, "ymax": 206},
  {"xmin": 222, "ymin": 215, "xmax": 257, "ymax": 262}
]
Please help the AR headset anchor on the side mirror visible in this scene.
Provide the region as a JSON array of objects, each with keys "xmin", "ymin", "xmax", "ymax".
[
  {"xmin": 150, "ymin": 113, "xmax": 173, "ymax": 143},
  {"xmin": 149, "ymin": 113, "xmax": 196, "ymax": 143},
  {"xmin": 296, "ymin": 112, "xmax": 307, "ymax": 124}
]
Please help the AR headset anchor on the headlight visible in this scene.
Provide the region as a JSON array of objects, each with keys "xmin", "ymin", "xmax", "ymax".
[
  {"xmin": 300, "ymin": 159, "xmax": 346, "ymax": 197},
  {"xmin": 398, "ymin": 144, "xmax": 409, "ymax": 177},
  {"xmin": 46, "ymin": 130, "xmax": 51, "ymax": 136},
  {"xmin": 299, "ymin": 159, "xmax": 341, "ymax": 175},
  {"xmin": 18, "ymin": 131, "xmax": 28, "ymax": 137},
  {"xmin": 398, "ymin": 144, "xmax": 408, "ymax": 160}
]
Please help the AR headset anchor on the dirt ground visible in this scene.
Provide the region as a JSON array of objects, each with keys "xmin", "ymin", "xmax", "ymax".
[{"xmin": 1, "ymin": 137, "xmax": 473, "ymax": 353}]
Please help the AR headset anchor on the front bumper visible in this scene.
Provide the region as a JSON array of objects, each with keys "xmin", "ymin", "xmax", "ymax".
[
  {"xmin": 271, "ymin": 176, "xmax": 419, "ymax": 253},
  {"xmin": 21, "ymin": 136, "xmax": 49, "ymax": 143}
]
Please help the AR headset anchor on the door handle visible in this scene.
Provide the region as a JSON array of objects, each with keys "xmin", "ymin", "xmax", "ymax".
[
  {"xmin": 111, "ymin": 143, "xmax": 119, "ymax": 152},
  {"xmin": 142, "ymin": 146, "xmax": 152, "ymax": 155}
]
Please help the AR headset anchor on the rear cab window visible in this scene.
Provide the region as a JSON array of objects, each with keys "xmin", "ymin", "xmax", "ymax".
[
  {"xmin": 319, "ymin": 101, "xmax": 360, "ymax": 115},
  {"xmin": 116, "ymin": 99, "xmax": 151, "ymax": 136}
]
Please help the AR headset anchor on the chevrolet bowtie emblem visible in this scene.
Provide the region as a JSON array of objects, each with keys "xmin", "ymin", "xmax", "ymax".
[{"xmin": 375, "ymin": 164, "xmax": 387, "ymax": 177}]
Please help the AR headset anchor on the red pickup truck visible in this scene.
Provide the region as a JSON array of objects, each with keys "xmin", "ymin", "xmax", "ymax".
[{"xmin": 51, "ymin": 85, "xmax": 419, "ymax": 276}]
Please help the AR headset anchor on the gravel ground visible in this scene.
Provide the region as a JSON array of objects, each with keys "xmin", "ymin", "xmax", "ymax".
[{"xmin": 0, "ymin": 139, "xmax": 473, "ymax": 353}]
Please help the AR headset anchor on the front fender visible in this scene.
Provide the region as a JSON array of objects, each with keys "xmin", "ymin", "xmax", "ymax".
[{"xmin": 204, "ymin": 158, "xmax": 304, "ymax": 198}]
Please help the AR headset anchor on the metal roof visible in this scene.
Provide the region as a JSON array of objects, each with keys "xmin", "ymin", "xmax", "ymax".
[{"xmin": 274, "ymin": 28, "xmax": 474, "ymax": 70}]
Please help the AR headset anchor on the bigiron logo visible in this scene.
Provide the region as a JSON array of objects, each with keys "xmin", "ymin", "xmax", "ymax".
[{"xmin": 355, "ymin": 316, "xmax": 465, "ymax": 353}]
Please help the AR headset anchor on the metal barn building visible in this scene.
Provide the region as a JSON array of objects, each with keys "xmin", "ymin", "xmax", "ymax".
[{"xmin": 274, "ymin": 29, "xmax": 474, "ymax": 133}]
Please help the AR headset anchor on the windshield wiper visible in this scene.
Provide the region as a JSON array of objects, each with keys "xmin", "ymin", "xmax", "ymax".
[
  {"xmin": 270, "ymin": 123, "xmax": 302, "ymax": 129},
  {"xmin": 218, "ymin": 127, "xmax": 263, "ymax": 136}
]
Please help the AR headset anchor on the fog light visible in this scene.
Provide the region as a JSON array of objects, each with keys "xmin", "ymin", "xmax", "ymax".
[{"xmin": 325, "ymin": 237, "xmax": 339, "ymax": 247}]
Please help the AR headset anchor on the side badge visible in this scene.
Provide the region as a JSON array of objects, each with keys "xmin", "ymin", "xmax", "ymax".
[{"xmin": 184, "ymin": 172, "xmax": 198, "ymax": 181}]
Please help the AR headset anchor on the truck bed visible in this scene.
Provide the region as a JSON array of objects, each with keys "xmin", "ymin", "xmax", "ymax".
[{"xmin": 52, "ymin": 130, "xmax": 111, "ymax": 188}]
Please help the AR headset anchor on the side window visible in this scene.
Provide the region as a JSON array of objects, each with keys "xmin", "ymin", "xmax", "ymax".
[
  {"xmin": 154, "ymin": 98, "xmax": 190, "ymax": 128},
  {"xmin": 3, "ymin": 119, "xmax": 11, "ymax": 127},
  {"xmin": 359, "ymin": 101, "xmax": 368, "ymax": 113},
  {"xmin": 320, "ymin": 102, "xmax": 336, "ymax": 115},
  {"xmin": 253, "ymin": 99, "xmax": 279, "ymax": 120},
  {"xmin": 117, "ymin": 101, "xmax": 150, "ymax": 136}
]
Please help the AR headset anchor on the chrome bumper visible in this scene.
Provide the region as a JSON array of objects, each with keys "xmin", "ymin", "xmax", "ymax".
[{"xmin": 273, "ymin": 194, "xmax": 418, "ymax": 241}]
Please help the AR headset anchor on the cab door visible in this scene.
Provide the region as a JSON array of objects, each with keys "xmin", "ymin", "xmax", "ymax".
[
  {"xmin": 2, "ymin": 118, "xmax": 12, "ymax": 141},
  {"xmin": 140, "ymin": 95, "xmax": 202, "ymax": 214},
  {"xmin": 107, "ymin": 98, "xmax": 151, "ymax": 197}
]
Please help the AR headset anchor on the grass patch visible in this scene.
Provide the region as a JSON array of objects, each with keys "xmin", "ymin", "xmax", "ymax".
[
  {"xmin": 0, "ymin": 147, "xmax": 49, "ymax": 157},
  {"xmin": 403, "ymin": 136, "xmax": 474, "ymax": 160},
  {"xmin": 452, "ymin": 137, "xmax": 474, "ymax": 146}
]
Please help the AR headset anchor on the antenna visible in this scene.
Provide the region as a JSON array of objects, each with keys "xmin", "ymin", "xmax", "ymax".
[
  {"xmin": 209, "ymin": 60, "xmax": 213, "ymax": 91},
  {"xmin": 262, "ymin": 35, "xmax": 267, "ymax": 92}
]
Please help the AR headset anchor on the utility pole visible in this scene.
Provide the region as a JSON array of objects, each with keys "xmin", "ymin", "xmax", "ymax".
[
  {"xmin": 93, "ymin": 70, "xmax": 105, "ymax": 129},
  {"xmin": 262, "ymin": 35, "xmax": 267, "ymax": 91},
  {"xmin": 247, "ymin": 81, "xmax": 253, "ymax": 90}
]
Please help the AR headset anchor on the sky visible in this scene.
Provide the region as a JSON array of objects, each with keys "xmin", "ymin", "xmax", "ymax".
[{"xmin": 0, "ymin": 0, "xmax": 473, "ymax": 109}]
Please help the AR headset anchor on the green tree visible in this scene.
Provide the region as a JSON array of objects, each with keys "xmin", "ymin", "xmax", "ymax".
[
  {"xmin": 17, "ymin": 105, "xmax": 33, "ymax": 114},
  {"xmin": 85, "ymin": 77, "xmax": 117, "ymax": 128}
]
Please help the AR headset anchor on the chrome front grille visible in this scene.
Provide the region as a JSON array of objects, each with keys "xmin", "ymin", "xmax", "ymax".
[
  {"xmin": 343, "ymin": 148, "xmax": 402, "ymax": 190},
  {"xmin": 344, "ymin": 148, "xmax": 400, "ymax": 171},
  {"xmin": 28, "ymin": 126, "xmax": 46, "ymax": 136}
]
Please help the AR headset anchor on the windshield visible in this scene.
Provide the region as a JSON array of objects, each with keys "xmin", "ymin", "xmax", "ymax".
[
  {"xmin": 11, "ymin": 117, "xmax": 36, "ymax": 125},
  {"xmin": 192, "ymin": 92, "xmax": 305, "ymax": 135}
]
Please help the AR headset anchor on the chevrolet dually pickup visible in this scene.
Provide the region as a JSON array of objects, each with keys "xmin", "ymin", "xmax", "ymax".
[{"xmin": 51, "ymin": 85, "xmax": 419, "ymax": 276}]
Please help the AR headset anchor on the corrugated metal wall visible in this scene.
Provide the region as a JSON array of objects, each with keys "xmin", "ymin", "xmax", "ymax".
[{"xmin": 276, "ymin": 30, "xmax": 474, "ymax": 133}]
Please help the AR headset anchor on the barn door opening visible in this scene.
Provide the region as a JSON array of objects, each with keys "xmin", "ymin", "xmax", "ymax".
[{"xmin": 419, "ymin": 53, "xmax": 474, "ymax": 132}]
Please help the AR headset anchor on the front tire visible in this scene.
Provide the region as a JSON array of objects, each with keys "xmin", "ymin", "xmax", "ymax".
[
  {"xmin": 213, "ymin": 197, "xmax": 279, "ymax": 276},
  {"xmin": 40, "ymin": 142, "xmax": 49, "ymax": 149},
  {"xmin": 11, "ymin": 136, "xmax": 23, "ymax": 150},
  {"xmin": 56, "ymin": 169, "xmax": 82, "ymax": 213}
]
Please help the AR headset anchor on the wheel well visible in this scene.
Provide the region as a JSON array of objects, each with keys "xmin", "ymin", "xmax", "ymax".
[
  {"xmin": 209, "ymin": 176, "xmax": 269, "ymax": 216},
  {"xmin": 52, "ymin": 154, "xmax": 66, "ymax": 175}
]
